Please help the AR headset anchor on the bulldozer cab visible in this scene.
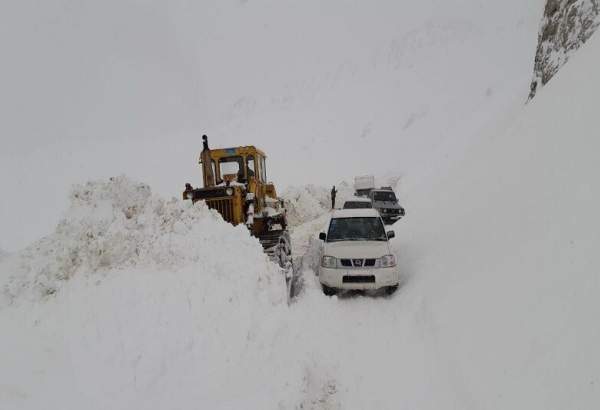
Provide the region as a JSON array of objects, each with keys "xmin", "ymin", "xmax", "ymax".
[
  {"xmin": 201, "ymin": 146, "xmax": 267, "ymax": 187},
  {"xmin": 185, "ymin": 136, "xmax": 291, "ymax": 268}
]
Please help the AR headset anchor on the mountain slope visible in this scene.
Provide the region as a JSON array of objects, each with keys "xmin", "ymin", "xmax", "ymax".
[
  {"xmin": 0, "ymin": 0, "xmax": 543, "ymax": 251},
  {"xmin": 394, "ymin": 30, "xmax": 600, "ymax": 409},
  {"xmin": 1, "ymin": 33, "xmax": 599, "ymax": 408}
]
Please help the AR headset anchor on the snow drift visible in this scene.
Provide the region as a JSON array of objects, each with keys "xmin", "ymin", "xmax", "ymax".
[
  {"xmin": 0, "ymin": 176, "xmax": 285, "ymax": 306},
  {"xmin": 0, "ymin": 177, "xmax": 303, "ymax": 409}
]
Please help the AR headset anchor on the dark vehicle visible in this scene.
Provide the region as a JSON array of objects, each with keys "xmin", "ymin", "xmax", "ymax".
[{"xmin": 369, "ymin": 188, "xmax": 405, "ymax": 224}]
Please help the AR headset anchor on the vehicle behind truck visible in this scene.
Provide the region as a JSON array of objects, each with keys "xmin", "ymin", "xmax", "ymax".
[
  {"xmin": 369, "ymin": 188, "xmax": 405, "ymax": 224},
  {"xmin": 353, "ymin": 176, "xmax": 405, "ymax": 225}
]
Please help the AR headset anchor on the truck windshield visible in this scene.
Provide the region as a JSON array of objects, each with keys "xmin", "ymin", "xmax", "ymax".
[
  {"xmin": 343, "ymin": 201, "xmax": 372, "ymax": 209},
  {"xmin": 327, "ymin": 217, "xmax": 387, "ymax": 242},
  {"xmin": 373, "ymin": 191, "xmax": 397, "ymax": 202}
]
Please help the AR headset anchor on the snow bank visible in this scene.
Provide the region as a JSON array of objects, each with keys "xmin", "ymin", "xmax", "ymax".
[
  {"xmin": 0, "ymin": 176, "xmax": 284, "ymax": 306},
  {"xmin": 0, "ymin": 176, "xmax": 303, "ymax": 409}
]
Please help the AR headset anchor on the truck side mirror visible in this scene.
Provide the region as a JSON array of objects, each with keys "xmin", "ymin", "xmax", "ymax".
[
  {"xmin": 319, "ymin": 232, "xmax": 327, "ymax": 241},
  {"xmin": 387, "ymin": 231, "xmax": 395, "ymax": 239}
]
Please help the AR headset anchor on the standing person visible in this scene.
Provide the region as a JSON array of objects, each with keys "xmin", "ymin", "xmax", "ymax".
[
  {"xmin": 183, "ymin": 183, "xmax": 194, "ymax": 200},
  {"xmin": 331, "ymin": 185, "xmax": 337, "ymax": 209}
]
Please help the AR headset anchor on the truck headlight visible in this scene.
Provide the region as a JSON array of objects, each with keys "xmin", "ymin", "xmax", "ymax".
[
  {"xmin": 225, "ymin": 188, "xmax": 234, "ymax": 196},
  {"xmin": 321, "ymin": 256, "xmax": 338, "ymax": 268},
  {"xmin": 379, "ymin": 255, "xmax": 396, "ymax": 268}
]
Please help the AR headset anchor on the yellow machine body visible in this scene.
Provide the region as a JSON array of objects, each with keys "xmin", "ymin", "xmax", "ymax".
[{"xmin": 183, "ymin": 138, "xmax": 289, "ymax": 255}]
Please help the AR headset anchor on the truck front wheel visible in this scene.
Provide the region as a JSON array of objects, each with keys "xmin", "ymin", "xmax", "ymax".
[{"xmin": 322, "ymin": 284, "xmax": 337, "ymax": 296}]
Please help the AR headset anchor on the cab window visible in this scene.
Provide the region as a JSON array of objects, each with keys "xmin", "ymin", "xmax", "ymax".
[
  {"xmin": 246, "ymin": 155, "xmax": 256, "ymax": 179},
  {"xmin": 219, "ymin": 157, "xmax": 243, "ymax": 181},
  {"xmin": 260, "ymin": 156, "xmax": 267, "ymax": 182}
]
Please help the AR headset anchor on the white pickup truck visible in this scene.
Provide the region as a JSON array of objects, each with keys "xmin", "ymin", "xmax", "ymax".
[{"xmin": 318, "ymin": 209, "xmax": 400, "ymax": 296}]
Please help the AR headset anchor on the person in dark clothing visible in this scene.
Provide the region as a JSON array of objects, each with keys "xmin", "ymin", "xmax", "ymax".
[
  {"xmin": 331, "ymin": 185, "xmax": 337, "ymax": 209},
  {"xmin": 183, "ymin": 183, "xmax": 193, "ymax": 200}
]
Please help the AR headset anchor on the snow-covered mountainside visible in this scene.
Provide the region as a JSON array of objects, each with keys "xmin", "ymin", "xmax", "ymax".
[
  {"xmin": 2, "ymin": 33, "xmax": 599, "ymax": 408},
  {"xmin": 0, "ymin": 0, "xmax": 542, "ymax": 251},
  {"xmin": 530, "ymin": 0, "xmax": 599, "ymax": 98},
  {"xmin": 393, "ymin": 32, "xmax": 600, "ymax": 409}
]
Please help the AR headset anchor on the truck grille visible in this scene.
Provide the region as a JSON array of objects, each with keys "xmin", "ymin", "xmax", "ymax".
[
  {"xmin": 206, "ymin": 198, "xmax": 234, "ymax": 223},
  {"xmin": 340, "ymin": 258, "xmax": 376, "ymax": 268},
  {"xmin": 343, "ymin": 275, "xmax": 375, "ymax": 283}
]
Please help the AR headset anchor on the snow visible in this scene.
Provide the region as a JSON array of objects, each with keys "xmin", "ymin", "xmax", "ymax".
[
  {"xmin": 0, "ymin": 177, "xmax": 295, "ymax": 408},
  {"xmin": 1, "ymin": 1, "xmax": 600, "ymax": 409},
  {"xmin": 391, "ymin": 32, "xmax": 600, "ymax": 408}
]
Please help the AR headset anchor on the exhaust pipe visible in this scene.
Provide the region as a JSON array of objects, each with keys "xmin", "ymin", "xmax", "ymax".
[{"xmin": 201, "ymin": 135, "xmax": 216, "ymax": 188}]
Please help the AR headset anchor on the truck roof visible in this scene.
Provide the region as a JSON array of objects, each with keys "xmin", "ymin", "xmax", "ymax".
[
  {"xmin": 344, "ymin": 197, "xmax": 372, "ymax": 203},
  {"xmin": 332, "ymin": 209, "xmax": 380, "ymax": 219}
]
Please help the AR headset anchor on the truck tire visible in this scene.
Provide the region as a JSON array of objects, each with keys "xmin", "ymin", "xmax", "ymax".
[{"xmin": 322, "ymin": 284, "xmax": 337, "ymax": 296}]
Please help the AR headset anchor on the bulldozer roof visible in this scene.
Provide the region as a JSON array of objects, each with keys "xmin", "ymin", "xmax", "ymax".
[{"xmin": 209, "ymin": 145, "xmax": 266, "ymax": 158}]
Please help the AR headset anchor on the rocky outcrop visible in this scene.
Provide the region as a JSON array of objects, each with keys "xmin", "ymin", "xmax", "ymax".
[{"xmin": 529, "ymin": 0, "xmax": 599, "ymax": 99}]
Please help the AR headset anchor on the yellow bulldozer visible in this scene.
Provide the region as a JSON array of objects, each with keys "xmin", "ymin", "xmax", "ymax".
[{"xmin": 183, "ymin": 135, "xmax": 292, "ymax": 268}]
